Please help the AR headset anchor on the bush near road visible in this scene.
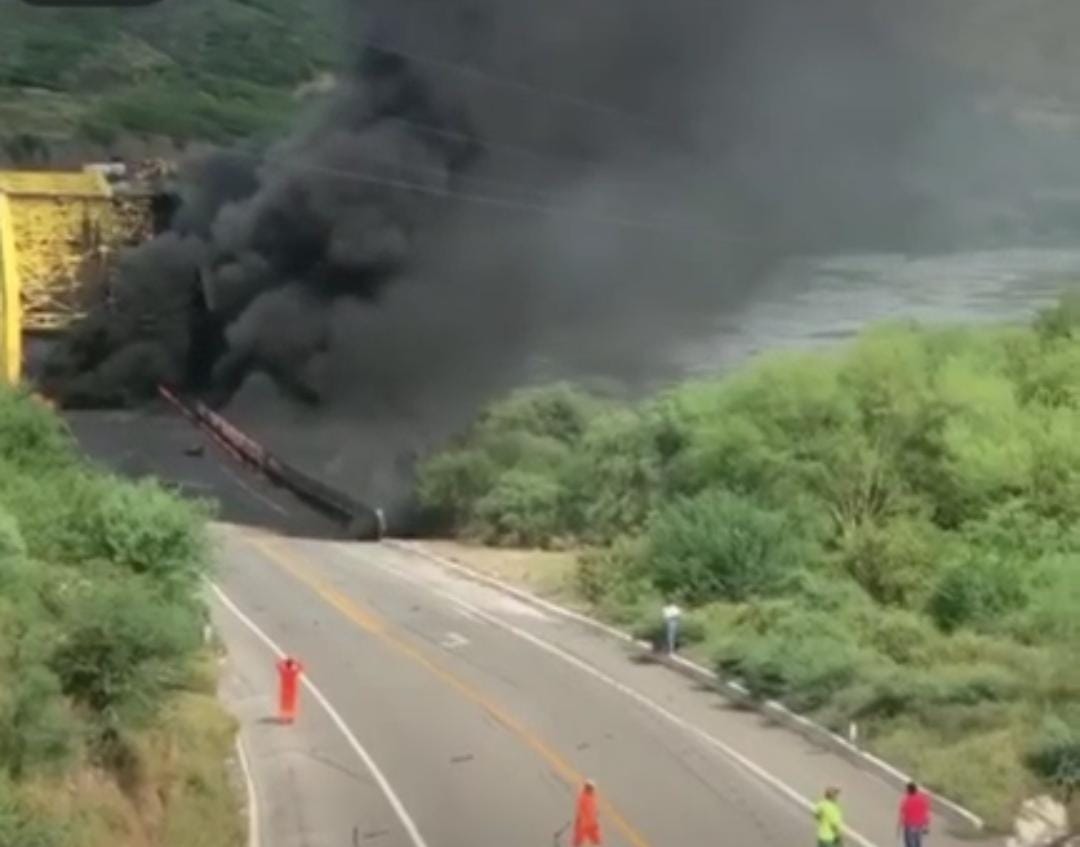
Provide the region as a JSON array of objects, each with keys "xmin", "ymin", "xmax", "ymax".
[
  {"xmin": 0, "ymin": 387, "xmax": 241, "ymax": 847},
  {"xmin": 420, "ymin": 296, "xmax": 1080, "ymax": 830}
]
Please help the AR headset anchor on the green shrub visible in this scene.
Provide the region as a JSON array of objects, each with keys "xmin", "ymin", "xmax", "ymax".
[
  {"xmin": 1, "ymin": 470, "xmax": 211, "ymax": 599},
  {"xmin": 919, "ymin": 663, "xmax": 1024, "ymax": 707},
  {"xmin": 477, "ymin": 383, "xmax": 605, "ymax": 445},
  {"xmin": 645, "ymin": 490, "xmax": 803, "ymax": 604},
  {"xmin": 959, "ymin": 500, "xmax": 1080, "ymax": 560},
  {"xmin": 1012, "ymin": 555, "xmax": 1080, "ymax": 645},
  {"xmin": 785, "ymin": 569, "xmax": 876, "ymax": 616},
  {"xmin": 717, "ymin": 629, "xmax": 876, "ymax": 711},
  {"xmin": 0, "ymin": 393, "xmax": 72, "ymax": 472},
  {"xmin": 471, "ymin": 470, "xmax": 565, "ymax": 547},
  {"xmin": 591, "ymin": 587, "xmax": 661, "ymax": 630},
  {"xmin": 0, "ymin": 663, "xmax": 75, "ymax": 780},
  {"xmin": 50, "ymin": 577, "xmax": 202, "ymax": 725},
  {"xmin": 0, "ymin": 467, "xmax": 90, "ymax": 562},
  {"xmin": 198, "ymin": 19, "xmax": 316, "ymax": 86},
  {"xmin": 834, "ymin": 515, "xmax": 941, "ymax": 606},
  {"xmin": 0, "ymin": 509, "xmax": 26, "ymax": 560},
  {"xmin": 417, "ymin": 385, "xmax": 598, "ymax": 540},
  {"xmin": 864, "ymin": 608, "xmax": 941, "ymax": 666},
  {"xmin": 713, "ymin": 602, "xmax": 880, "ymax": 710},
  {"xmin": 928, "ymin": 554, "xmax": 1030, "ymax": 632},
  {"xmin": 0, "ymin": 779, "xmax": 61, "ymax": 847},
  {"xmin": 575, "ymin": 537, "xmax": 647, "ymax": 605},
  {"xmin": 1034, "ymin": 292, "xmax": 1080, "ymax": 342},
  {"xmin": 0, "ymin": 598, "xmax": 75, "ymax": 779},
  {"xmin": 1026, "ymin": 711, "xmax": 1080, "ymax": 802},
  {"xmin": 417, "ymin": 448, "xmax": 500, "ymax": 528},
  {"xmin": 1015, "ymin": 338, "xmax": 1080, "ymax": 408},
  {"xmin": 480, "ymin": 432, "xmax": 574, "ymax": 478},
  {"xmin": 566, "ymin": 409, "xmax": 662, "ymax": 543},
  {"xmin": 67, "ymin": 479, "xmax": 210, "ymax": 597}
]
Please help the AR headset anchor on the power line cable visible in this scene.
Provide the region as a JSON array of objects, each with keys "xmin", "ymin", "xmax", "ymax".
[
  {"xmin": 264, "ymin": 124, "xmax": 701, "ymax": 226},
  {"xmin": 0, "ymin": 69, "xmax": 740, "ymax": 241},
  {"xmin": 237, "ymin": 146, "xmax": 733, "ymax": 240},
  {"xmin": 346, "ymin": 38, "xmax": 709, "ymax": 172}
]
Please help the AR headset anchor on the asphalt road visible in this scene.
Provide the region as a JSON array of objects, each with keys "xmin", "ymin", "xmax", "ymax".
[
  {"xmin": 63, "ymin": 408, "xmax": 342, "ymax": 537},
  {"xmin": 214, "ymin": 528, "xmax": 813, "ymax": 847},
  {"xmin": 211, "ymin": 528, "xmax": 996, "ymax": 847},
  {"xmin": 63, "ymin": 408, "xmax": 997, "ymax": 847}
]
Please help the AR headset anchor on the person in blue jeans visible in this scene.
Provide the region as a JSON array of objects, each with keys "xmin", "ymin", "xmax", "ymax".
[
  {"xmin": 662, "ymin": 602, "xmax": 682, "ymax": 654},
  {"xmin": 898, "ymin": 782, "xmax": 930, "ymax": 847}
]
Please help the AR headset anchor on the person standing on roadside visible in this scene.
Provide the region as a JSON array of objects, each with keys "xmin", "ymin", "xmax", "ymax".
[
  {"xmin": 572, "ymin": 779, "xmax": 602, "ymax": 846},
  {"xmin": 662, "ymin": 601, "xmax": 682, "ymax": 654},
  {"xmin": 898, "ymin": 782, "xmax": 931, "ymax": 847},
  {"xmin": 814, "ymin": 786, "xmax": 844, "ymax": 847}
]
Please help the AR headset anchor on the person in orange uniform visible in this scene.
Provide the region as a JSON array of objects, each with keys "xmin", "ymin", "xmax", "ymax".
[
  {"xmin": 276, "ymin": 656, "xmax": 304, "ymax": 723},
  {"xmin": 573, "ymin": 779, "xmax": 602, "ymax": 846}
]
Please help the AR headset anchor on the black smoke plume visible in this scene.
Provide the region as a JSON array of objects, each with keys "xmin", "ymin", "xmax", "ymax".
[{"xmin": 44, "ymin": 0, "xmax": 1061, "ymax": 521}]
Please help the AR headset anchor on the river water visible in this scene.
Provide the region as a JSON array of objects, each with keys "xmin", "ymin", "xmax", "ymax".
[
  {"xmin": 66, "ymin": 244, "xmax": 1078, "ymax": 519},
  {"xmin": 678, "ymin": 247, "xmax": 1080, "ymax": 375}
]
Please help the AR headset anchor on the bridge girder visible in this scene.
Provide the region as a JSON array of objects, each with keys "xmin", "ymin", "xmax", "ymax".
[{"xmin": 0, "ymin": 169, "xmax": 154, "ymax": 383}]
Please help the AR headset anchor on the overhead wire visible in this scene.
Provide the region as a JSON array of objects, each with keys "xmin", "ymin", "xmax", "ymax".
[
  {"xmin": 3, "ymin": 38, "xmax": 741, "ymax": 241},
  {"xmin": 227, "ymin": 145, "xmax": 734, "ymax": 240},
  {"xmin": 344, "ymin": 36, "xmax": 712, "ymax": 173},
  {"xmin": 73, "ymin": 14, "xmax": 717, "ymax": 203}
]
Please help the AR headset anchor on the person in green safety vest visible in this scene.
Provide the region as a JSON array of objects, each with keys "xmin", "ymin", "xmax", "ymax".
[{"xmin": 814, "ymin": 786, "xmax": 844, "ymax": 847}]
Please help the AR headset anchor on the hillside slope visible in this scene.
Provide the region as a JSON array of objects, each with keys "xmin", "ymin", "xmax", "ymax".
[
  {"xmin": 4, "ymin": 0, "xmax": 1080, "ymax": 162},
  {"xmin": 0, "ymin": 0, "xmax": 343, "ymax": 161}
]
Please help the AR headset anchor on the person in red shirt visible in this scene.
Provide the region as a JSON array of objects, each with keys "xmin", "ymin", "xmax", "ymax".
[{"xmin": 898, "ymin": 782, "xmax": 931, "ymax": 847}]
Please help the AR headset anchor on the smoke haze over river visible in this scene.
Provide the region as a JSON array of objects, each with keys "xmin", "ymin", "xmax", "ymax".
[{"xmin": 43, "ymin": 0, "xmax": 1080, "ymax": 521}]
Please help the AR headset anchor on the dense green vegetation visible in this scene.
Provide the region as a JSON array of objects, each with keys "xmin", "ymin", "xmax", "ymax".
[
  {"xmin": 420, "ymin": 297, "xmax": 1080, "ymax": 828},
  {"xmin": 0, "ymin": 388, "xmax": 240, "ymax": 847},
  {"xmin": 0, "ymin": 0, "xmax": 343, "ymax": 156}
]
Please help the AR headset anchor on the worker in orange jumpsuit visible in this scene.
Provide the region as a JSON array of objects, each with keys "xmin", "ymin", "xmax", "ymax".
[
  {"xmin": 276, "ymin": 656, "xmax": 304, "ymax": 723},
  {"xmin": 573, "ymin": 779, "xmax": 602, "ymax": 846}
]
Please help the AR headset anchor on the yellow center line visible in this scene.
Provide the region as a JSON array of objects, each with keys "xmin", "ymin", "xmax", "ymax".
[{"xmin": 243, "ymin": 531, "xmax": 654, "ymax": 847}]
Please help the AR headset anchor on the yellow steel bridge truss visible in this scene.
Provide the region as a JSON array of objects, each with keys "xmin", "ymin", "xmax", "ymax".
[{"xmin": 0, "ymin": 169, "xmax": 153, "ymax": 382}]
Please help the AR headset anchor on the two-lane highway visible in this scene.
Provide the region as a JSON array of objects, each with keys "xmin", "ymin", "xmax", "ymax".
[
  {"xmin": 211, "ymin": 525, "xmax": 995, "ymax": 847},
  {"xmin": 213, "ymin": 525, "xmax": 816, "ymax": 847}
]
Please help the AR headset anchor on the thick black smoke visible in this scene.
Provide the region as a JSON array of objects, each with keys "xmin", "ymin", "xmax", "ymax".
[{"xmin": 44, "ymin": 0, "xmax": 1060, "ymax": 520}]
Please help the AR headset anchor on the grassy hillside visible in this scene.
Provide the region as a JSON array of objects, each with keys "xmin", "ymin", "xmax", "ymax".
[
  {"xmin": 0, "ymin": 388, "xmax": 241, "ymax": 847},
  {"xmin": 419, "ymin": 297, "xmax": 1080, "ymax": 829},
  {"xmin": 4, "ymin": 0, "xmax": 1080, "ymax": 160},
  {"xmin": 0, "ymin": 0, "xmax": 344, "ymax": 158}
]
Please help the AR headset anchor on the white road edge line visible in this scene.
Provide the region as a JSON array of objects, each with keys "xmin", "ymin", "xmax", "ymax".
[
  {"xmin": 345, "ymin": 546, "xmax": 879, "ymax": 847},
  {"xmin": 236, "ymin": 733, "xmax": 260, "ymax": 847},
  {"xmin": 209, "ymin": 582, "xmax": 431, "ymax": 847}
]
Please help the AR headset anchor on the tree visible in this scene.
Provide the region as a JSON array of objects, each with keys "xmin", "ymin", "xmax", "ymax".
[
  {"xmin": 645, "ymin": 489, "xmax": 803, "ymax": 604},
  {"xmin": 472, "ymin": 470, "xmax": 565, "ymax": 547},
  {"xmin": 564, "ymin": 409, "xmax": 662, "ymax": 543}
]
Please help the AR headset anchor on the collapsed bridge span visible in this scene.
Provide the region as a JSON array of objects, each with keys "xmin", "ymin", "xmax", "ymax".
[{"xmin": 0, "ymin": 165, "xmax": 383, "ymax": 540}]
